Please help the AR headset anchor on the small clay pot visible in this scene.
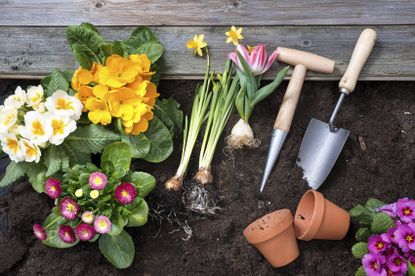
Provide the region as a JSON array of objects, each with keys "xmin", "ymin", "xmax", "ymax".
[
  {"xmin": 294, "ymin": 190, "xmax": 350, "ymax": 241},
  {"xmin": 243, "ymin": 209, "xmax": 299, "ymax": 267}
]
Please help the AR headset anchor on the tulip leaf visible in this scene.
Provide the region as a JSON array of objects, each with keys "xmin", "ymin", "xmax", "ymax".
[
  {"xmin": 99, "ymin": 230, "xmax": 135, "ymax": 269},
  {"xmin": 124, "ymin": 171, "xmax": 156, "ymax": 198},
  {"xmin": 142, "ymin": 116, "xmax": 173, "ymax": 163},
  {"xmin": 236, "ymin": 51, "xmax": 257, "ymax": 98},
  {"xmin": 250, "ymin": 65, "xmax": 289, "ymax": 107},
  {"xmin": 0, "ymin": 162, "xmax": 25, "ymax": 188},
  {"xmin": 351, "ymin": 242, "xmax": 368, "ymax": 258},
  {"xmin": 101, "ymin": 142, "xmax": 132, "ymax": 172},
  {"xmin": 126, "ymin": 198, "xmax": 149, "ymax": 227},
  {"xmin": 371, "ymin": 212, "xmax": 395, "ymax": 233}
]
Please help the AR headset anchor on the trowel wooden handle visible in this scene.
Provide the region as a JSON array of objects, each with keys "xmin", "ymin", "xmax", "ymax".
[
  {"xmin": 277, "ymin": 47, "xmax": 335, "ymax": 74},
  {"xmin": 339, "ymin": 28, "xmax": 377, "ymax": 93},
  {"xmin": 274, "ymin": 64, "xmax": 307, "ymax": 132}
]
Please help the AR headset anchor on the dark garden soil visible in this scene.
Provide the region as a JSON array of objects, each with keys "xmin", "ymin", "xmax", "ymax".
[{"xmin": 0, "ymin": 79, "xmax": 414, "ymax": 275}]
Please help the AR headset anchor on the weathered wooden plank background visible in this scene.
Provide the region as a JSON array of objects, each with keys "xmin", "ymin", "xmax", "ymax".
[{"xmin": 0, "ymin": 0, "xmax": 414, "ymax": 80}]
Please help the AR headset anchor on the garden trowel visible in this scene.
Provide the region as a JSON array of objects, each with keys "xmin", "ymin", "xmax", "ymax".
[{"xmin": 297, "ymin": 28, "xmax": 377, "ymax": 190}]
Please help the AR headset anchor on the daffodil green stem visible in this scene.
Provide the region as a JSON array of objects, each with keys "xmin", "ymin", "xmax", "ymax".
[{"xmin": 175, "ymin": 50, "xmax": 212, "ymax": 178}]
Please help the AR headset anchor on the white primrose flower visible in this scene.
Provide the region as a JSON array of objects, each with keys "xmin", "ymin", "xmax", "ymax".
[
  {"xmin": 4, "ymin": 86, "xmax": 26, "ymax": 109},
  {"xmin": 33, "ymin": 102, "xmax": 46, "ymax": 113},
  {"xmin": 19, "ymin": 111, "xmax": 53, "ymax": 145},
  {"xmin": 26, "ymin": 85, "xmax": 44, "ymax": 108},
  {"xmin": 0, "ymin": 133, "xmax": 25, "ymax": 162},
  {"xmin": 0, "ymin": 107, "xmax": 18, "ymax": 134},
  {"xmin": 48, "ymin": 112, "xmax": 77, "ymax": 145},
  {"xmin": 21, "ymin": 138, "xmax": 41, "ymax": 163},
  {"xmin": 45, "ymin": 90, "xmax": 83, "ymax": 121}
]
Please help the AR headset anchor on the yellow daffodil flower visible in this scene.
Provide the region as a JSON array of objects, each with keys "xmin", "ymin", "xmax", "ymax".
[
  {"xmin": 187, "ymin": 34, "xmax": 208, "ymax": 57},
  {"xmin": 226, "ymin": 26, "xmax": 244, "ymax": 46}
]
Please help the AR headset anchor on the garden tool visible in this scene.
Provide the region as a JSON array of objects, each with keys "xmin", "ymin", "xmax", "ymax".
[
  {"xmin": 260, "ymin": 48, "xmax": 335, "ymax": 193},
  {"xmin": 297, "ymin": 28, "xmax": 377, "ymax": 190}
]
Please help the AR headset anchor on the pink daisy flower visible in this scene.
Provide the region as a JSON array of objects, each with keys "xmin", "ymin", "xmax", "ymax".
[
  {"xmin": 58, "ymin": 225, "xmax": 77, "ymax": 244},
  {"xmin": 75, "ymin": 224, "xmax": 95, "ymax": 241},
  {"xmin": 59, "ymin": 197, "xmax": 80, "ymax": 220},
  {"xmin": 114, "ymin": 182, "xmax": 137, "ymax": 205},
  {"xmin": 88, "ymin": 172, "xmax": 107, "ymax": 190},
  {"xmin": 33, "ymin": 224, "xmax": 47, "ymax": 241},
  {"xmin": 45, "ymin": 178, "xmax": 62, "ymax": 199},
  {"xmin": 93, "ymin": 215, "xmax": 112, "ymax": 234},
  {"xmin": 81, "ymin": 211, "xmax": 94, "ymax": 224}
]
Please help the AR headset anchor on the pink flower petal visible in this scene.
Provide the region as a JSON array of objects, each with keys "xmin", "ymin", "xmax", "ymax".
[
  {"xmin": 261, "ymin": 49, "xmax": 278, "ymax": 75},
  {"xmin": 236, "ymin": 44, "xmax": 250, "ymax": 63}
]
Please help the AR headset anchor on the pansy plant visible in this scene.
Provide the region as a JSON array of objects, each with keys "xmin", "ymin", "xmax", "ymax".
[
  {"xmin": 32, "ymin": 141, "xmax": 156, "ymax": 269},
  {"xmin": 350, "ymin": 198, "xmax": 415, "ymax": 276}
]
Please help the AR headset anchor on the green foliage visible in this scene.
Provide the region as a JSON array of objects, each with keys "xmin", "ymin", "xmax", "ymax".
[
  {"xmin": 121, "ymin": 134, "xmax": 151, "ymax": 159},
  {"xmin": 98, "ymin": 230, "xmax": 135, "ymax": 269},
  {"xmin": 127, "ymin": 199, "xmax": 149, "ymax": 227},
  {"xmin": 101, "ymin": 141, "xmax": 132, "ymax": 172},
  {"xmin": 349, "ymin": 204, "xmax": 374, "ymax": 227},
  {"xmin": 109, "ymin": 212, "xmax": 125, "ymax": 236},
  {"xmin": 355, "ymin": 227, "xmax": 371, "ymax": 243},
  {"xmin": 142, "ymin": 116, "xmax": 173, "ymax": 163},
  {"xmin": 408, "ymin": 261, "xmax": 415, "ymax": 276},
  {"xmin": 44, "ymin": 146, "xmax": 70, "ymax": 177},
  {"xmin": 371, "ymin": 212, "xmax": 395, "ymax": 233},
  {"xmin": 42, "ymin": 211, "xmax": 78, "ymax": 248},
  {"xmin": 0, "ymin": 162, "xmax": 26, "ymax": 187},
  {"xmin": 365, "ymin": 198, "xmax": 385, "ymax": 211},
  {"xmin": 154, "ymin": 98, "xmax": 184, "ymax": 138},
  {"xmin": 124, "ymin": 172, "xmax": 155, "ymax": 198},
  {"xmin": 351, "ymin": 242, "xmax": 368, "ymax": 258},
  {"xmin": 355, "ymin": 266, "xmax": 366, "ymax": 276},
  {"xmin": 41, "ymin": 70, "xmax": 70, "ymax": 97},
  {"xmin": 121, "ymin": 27, "xmax": 164, "ymax": 63}
]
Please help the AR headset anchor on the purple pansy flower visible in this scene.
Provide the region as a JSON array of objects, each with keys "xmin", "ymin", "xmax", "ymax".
[
  {"xmin": 396, "ymin": 198, "xmax": 415, "ymax": 223},
  {"xmin": 362, "ymin": 253, "xmax": 387, "ymax": 276}
]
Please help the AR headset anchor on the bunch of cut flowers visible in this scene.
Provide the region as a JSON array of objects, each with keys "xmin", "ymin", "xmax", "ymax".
[
  {"xmin": 350, "ymin": 198, "xmax": 415, "ymax": 276},
  {"xmin": 33, "ymin": 142, "xmax": 155, "ymax": 269}
]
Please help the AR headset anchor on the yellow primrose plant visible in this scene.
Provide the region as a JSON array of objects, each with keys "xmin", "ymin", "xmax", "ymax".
[{"xmin": 0, "ymin": 23, "xmax": 183, "ymax": 191}]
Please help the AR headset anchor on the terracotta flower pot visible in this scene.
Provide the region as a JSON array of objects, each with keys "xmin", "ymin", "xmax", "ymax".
[
  {"xmin": 243, "ymin": 209, "xmax": 299, "ymax": 267},
  {"xmin": 294, "ymin": 190, "xmax": 350, "ymax": 241}
]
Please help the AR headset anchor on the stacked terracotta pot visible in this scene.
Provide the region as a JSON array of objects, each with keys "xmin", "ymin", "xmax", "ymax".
[{"xmin": 243, "ymin": 190, "xmax": 350, "ymax": 267}]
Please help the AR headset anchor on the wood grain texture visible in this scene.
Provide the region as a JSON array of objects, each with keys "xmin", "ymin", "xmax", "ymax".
[
  {"xmin": 0, "ymin": 0, "xmax": 415, "ymax": 26},
  {"xmin": 1, "ymin": 26, "xmax": 414, "ymax": 80}
]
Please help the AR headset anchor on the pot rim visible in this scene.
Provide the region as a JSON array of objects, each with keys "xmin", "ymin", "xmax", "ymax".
[
  {"xmin": 294, "ymin": 190, "xmax": 325, "ymax": 240},
  {"xmin": 244, "ymin": 209, "xmax": 294, "ymax": 245}
]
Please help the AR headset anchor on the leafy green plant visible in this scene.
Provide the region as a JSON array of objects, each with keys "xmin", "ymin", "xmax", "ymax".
[{"xmin": 33, "ymin": 142, "xmax": 155, "ymax": 269}]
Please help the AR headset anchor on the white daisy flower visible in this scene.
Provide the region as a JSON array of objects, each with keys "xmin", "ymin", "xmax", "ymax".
[
  {"xmin": 0, "ymin": 107, "xmax": 18, "ymax": 134},
  {"xmin": 0, "ymin": 133, "xmax": 25, "ymax": 162},
  {"xmin": 4, "ymin": 86, "xmax": 26, "ymax": 109},
  {"xmin": 21, "ymin": 138, "xmax": 41, "ymax": 163},
  {"xmin": 45, "ymin": 90, "xmax": 83, "ymax": 120},
  {"xmin": 26, "ymin": 85, "xmax": 44, "ymax": 108},
  {"xmin": 19, "ymin": 111, "xmax": 53, "ymax": 145},
  {"xmin": 48, "ymin": 112, "xmax": 77, "ymax": 145}
]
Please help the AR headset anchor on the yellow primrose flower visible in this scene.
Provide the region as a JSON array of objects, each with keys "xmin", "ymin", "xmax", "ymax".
[
  {"xmin": 75, "ymin": 86, "xmax": 93, "ymax": 111},
  {"xmin": 98, "ymin": 55, "xmax": 140, "ymax": 89},
  {"xmin": 85, "ymin": 97, "xmax": 112, "ymax": 125},
  {"xmin": 187, "ymin": 34, "xmax": 207, "ymax": 57},
  {"xmin": 129, "ymin": 54, "xmax": 154, "ymax": 79},
  {"xmin": 90, "ymin": 190, "xmax": 99, "ymax": 199},
  {"xmin": 105, "ymin": 87, "xmax": 142, "ymax": 121},
  {"xmin": 226, "ymin": 26, "xmax": 244, "ymax": 46},
  {"xmin": 71, "ymin": 67, "xmax": 93, "ymax": 91}
]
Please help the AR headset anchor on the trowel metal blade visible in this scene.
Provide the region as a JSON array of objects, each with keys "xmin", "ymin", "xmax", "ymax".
[{"xmin": 297, "ymin": 118, "xmax": 350, "ymax": 190}]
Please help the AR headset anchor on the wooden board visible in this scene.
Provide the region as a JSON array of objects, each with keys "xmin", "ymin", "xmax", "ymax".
[
  {"xmin": 1, "ymin": 0, "xmax": 415, "ymax": 26},
  {"xmin": 1, "ymin": 26, "xmax": 414, "ymax": 80}
]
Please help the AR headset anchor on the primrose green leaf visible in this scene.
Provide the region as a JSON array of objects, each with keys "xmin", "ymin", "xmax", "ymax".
[
  {"xmin": 371, "ymin": 212, "xmax": 395, "ymax": 234},
  {"xmin": 143, "ymin": 116, "xmax": 173, "ymax": 163},
  {"xmin": 43, "ymin": 212, "xmax": 78, "ymax": 249},
  {"xmin": 126, "ymin": 199, "xmax": 149, "ymax": 227},
  {"xmin": 349, "ymin": 204, "xmax": 367, "ymax": 217},
  {"xmin": 153, "ymin": 98, "xmax": 184, "ymax": 138},
  {"xmin": 355, "ymin": 227, "xmax": 372, "ymax": 243},
  {"xmin": 61, "ymin": 142, "xmax": 91, "ymax": 165},
  {"xmin": 99, "ymin": 230, "xmax": 135, "ymax": 269},
  {"xmin": 101, "ymin": 142, "xmax": 132, "ymax": 172},
  {"xmin": 101, "ymin": 41, "xmax": 124, "ymax": 58},
  {"xmin": 22, "ymin": 162, "xmax": 47, "ymax": 193},
  {"xmin": 109, "ymin": 212, "xmax": 125, "ymax": 236},
  {"xmin": 124, "ymin": 172, "xmax": 155, "ymax": 198},
  {"xmin": 408, "ymin": 261, "xmax": 415, "ymax": 276},
  {"xmin": 351, "ymin": 242, "xmax": 368, "ymax": 258},
  {"xmin": 365, "ymin": 198, "xmax": 385, "ymax": 211},
  {"xmin": 64, "ymin": 124, "xmax": 120, "ymax": 154},
  {"xmin": 66, "ymin": 25, "xmax": 105, "ymax": 69},
  {"xmin": 137, "ymin": 42, "xmax": 164, "ymax": 63},
  {"xmin": 121, "ymin": 133, "xmax": 151, "ymax": 159},
  {"xmin": 41, "ymin": 70, "xmax": 70, "ymax": 97},
  {"xmin": 0, "ymin": 162, "xmax": 26, "ymax": 187},
  {"xmin": 129, "ymin": 27, "xmax": 159, "ymax": 45},
  {"xmin": 44, "ymin": 146, "xmax": 69, "ymax": 177},
  {"xmin": 355, "ymin": 266, "xmax": 366, "ymax": 276},
  {"xmin": 80, "ymin": 22, "xmax": 100, "ymax": 34},
  {"xmin": 250, "ymin": 65, "xmax": 289, "ymax": 107}
]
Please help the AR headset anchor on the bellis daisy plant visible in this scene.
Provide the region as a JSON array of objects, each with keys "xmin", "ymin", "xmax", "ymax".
[
  {"xmin": 33, "ymin": 142, "xmax": 156, "ymax": 269},
  {"xmin": 350, "ymin": 197, "xmax": 415, "ymax": 276}
]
